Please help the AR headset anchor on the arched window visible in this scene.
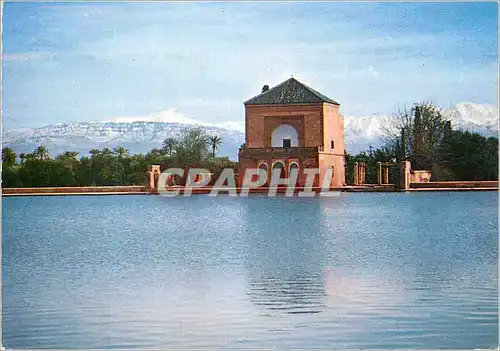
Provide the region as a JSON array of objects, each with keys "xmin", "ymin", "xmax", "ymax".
[
  {"xmin": 271, "ymin": 125, "xmax": 299, "ymax": 147},
  {"xmin": 288, "ymin": 162, "xmax": 300, "ymax": 185},
  {"xmin": 272, "ymin": 161, "xmax": 286, "ymax": 179},
  {"xmin": 258, "ymin": 162, "xmax": 268, "ymax": 186},
  {"xmin": 289, "ymin": 162, "xmax": 299, "ymax": 174}
]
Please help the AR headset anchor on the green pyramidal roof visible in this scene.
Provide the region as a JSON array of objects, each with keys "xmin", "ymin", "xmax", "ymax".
[{"xmin": 244, "ymin": 77, "xmax": 339, "ymax": 106}]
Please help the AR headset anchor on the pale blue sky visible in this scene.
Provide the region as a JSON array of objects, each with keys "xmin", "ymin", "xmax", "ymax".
[{"xmin": 2, "ymin": 2, "xmax": 498, "ymax": 129}]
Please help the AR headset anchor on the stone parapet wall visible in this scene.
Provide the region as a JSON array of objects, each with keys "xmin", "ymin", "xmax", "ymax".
[
  {"xmin": 410, "ymin": 181, "xmax": 499, "ymax": 189},
  {"xmin": 239, "ymin": 146, "xmax": 320, "ymax": 159},
  {"xmin": 3, "ymin": 186, "xmax": 148, "ymax": 195},
  {"xmin": 410, "ymin": 170, "xmax": 432, "ymax": 183}
]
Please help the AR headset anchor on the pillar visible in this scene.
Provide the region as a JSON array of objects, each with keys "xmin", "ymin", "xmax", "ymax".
[
  {"xmin": 353, "ymin": 162, "xmax": 359, "ymax": 185},
  {"xmin": 360, "ymin": 162, "xmax": 364, "ymax": 185},
  {"xmin": 358, "ymin": 162, "xmax": 365, "ymax": 185},
  {"xmin": 383, "ymin": 163, "xmax": 389, "ymax": 184},
  {"xmin": 148, "ymin": 171, "xmax": 155, "ymax": 190},
  {"xmin": 399, "ymin": 160, "xmax": 411, "ymax": 191},
  {"xmin": 362, "ymin": 163, "xmax": 366, "ymax": 185},
  {"xmin": 377, "ymin": 162, "xmax": 382, "ymax": 185},
  {"xmin": 360, "ymin": 162, "xmax": 366, "ymax": 185},
  {"xmin": 360, "ymin": 163, "xmax": 363, "ymax": 185},
  {"xmin": 154, "ymin": 172, "xmax": 159, "ymax": 189},
  {"xmin": 148, "ymin": 165, "xmax": 161, "ymax": 191},
  {"xmin": 344, "ymin": 162, "xmax": 348, "ymax": 186}
]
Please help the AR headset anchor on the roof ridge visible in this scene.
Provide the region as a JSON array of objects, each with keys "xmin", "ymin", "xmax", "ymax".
[
  {"xmin": 244, "ymin": 78, "xmax": 292, "ymax": 103},
  {"xmin": 244, "ymin": 77, "xmax": 339, "ymax": 105},
  {"xmin": 295, "ymin": 79, "xmax": 333, "ymax": 101}
]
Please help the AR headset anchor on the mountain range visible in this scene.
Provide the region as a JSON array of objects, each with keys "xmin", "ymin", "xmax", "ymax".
[{"xmin": 3, "ymin": 102, "xmax": 497, "ymax": 160}]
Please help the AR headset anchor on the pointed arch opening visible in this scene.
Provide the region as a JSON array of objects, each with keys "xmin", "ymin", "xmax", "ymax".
[
  {"xmin": 272, "ymin": 160, "xmax": 286, "ymax": 180},
  {"xmin": 289, "ymin": 162, "xmax": 299, "ymax": 174},
  {"xmin": 258, "ymin": 162, "xmax": 269, "ymax": 187}
]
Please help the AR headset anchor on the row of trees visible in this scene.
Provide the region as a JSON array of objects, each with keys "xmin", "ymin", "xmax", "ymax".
[
  {"xmin": 2, "ymin": 128, "xmax": 235, "ymax": 188},
  {"xmin": 2, "ymin": 102, "xmax": 498, "ymax": 187},
  {"xmin": 345, "ymin": 102, "xmax": 498, "ymax": 183}
]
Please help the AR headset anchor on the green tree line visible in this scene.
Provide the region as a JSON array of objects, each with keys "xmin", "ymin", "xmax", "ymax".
[{"xmin": 2, "ymin": 127, "xmax": 235, "ymax": 188}]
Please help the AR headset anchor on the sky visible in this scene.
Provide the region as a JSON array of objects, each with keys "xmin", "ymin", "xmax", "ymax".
[{"xmin": 2, "ymin": 1, "xmax": 498, "ymax": 130}]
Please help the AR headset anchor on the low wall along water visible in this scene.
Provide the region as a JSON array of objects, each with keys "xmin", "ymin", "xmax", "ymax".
[{"xmin": 2, "ymin": 186, "xmax": 148, "ymax": 196}]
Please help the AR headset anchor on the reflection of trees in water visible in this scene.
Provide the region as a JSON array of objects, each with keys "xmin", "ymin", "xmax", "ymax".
[{"xmin": 241, "ymin": 197, "xmax": 327, "ymax": 315}]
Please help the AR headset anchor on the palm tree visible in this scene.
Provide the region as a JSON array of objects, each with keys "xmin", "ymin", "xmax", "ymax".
[
  {"xmin": 89, "ymin": 148, "xmax": 101, "ymax": 158},
  {"xmin": 57, "ymin": 151, "xmax": 79, "ymax": 162},
  {"xmin": 148, "ymin": 148, "xmax": 164, "ymax": 158},
  {"xmin": 171, "ymin": 127, "xmax": 210, "ymax": 166},
  {"xmin": 162, "ymin": 137, "xmax": 177, "ymax": 156},
  {"xmin": 146, "ymin": 148, "xmax": 165, "ymax": 166},
  {"xmin": 88, "ymin": 148, "xmax": 103, "ymax": 185},
  {"xmin": 111, "ymin": 147, "xmax": 128, "ymax": 185},
  {"xmin": 208, "ymin": 134, "xmax": 222, "ymax": 158},
  {"xmin": 56, "ymin": 151, "xmax": 80, "ymax": 175},
  {"xmin": 113, "ymin": 146, "xmax": 129, "ymax": 158},
  {"xmin": 34, "ymin": 145, "xmax": 49, "ymax": 161},
  {"xmin": 101, "ymin": 147, "xmax": 113, "ymax": 156},
  {"xmin": 2, "ymin": 147, "xmax": 17, "ymax": 166}
]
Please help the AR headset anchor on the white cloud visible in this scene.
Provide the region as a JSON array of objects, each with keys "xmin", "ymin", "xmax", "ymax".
[
  {"xmin": 3, "ymin": 52, "xmax": 54, "ymax": 62},
  {"xmin": 2, "ymin": 2, "xmax": 497, "ymax": 129},
  {"xmin": 368, "ymin": 65, "xmax": 381, "ymax": 77}
]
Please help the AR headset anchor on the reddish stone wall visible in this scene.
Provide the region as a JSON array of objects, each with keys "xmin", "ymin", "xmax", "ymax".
[
  {"xmin": 318, "ymin": 154, "xmax": 346, "ymax": 187},
  {"xmin": 322, "ymin": 103, "xmax": 345, "ymax": 155},
  {"xmin": 2, "ymin": 186, "xmax": 148, "ymax": 195},
  {"xmin": 410, "ymin": 170, "xmax": 432, "ymax": 183},
  {"xmin": 245, "ymin": 103, "xmax": 324, "ymax": 148},
  {"xmin": 410, "ymin": 181, "xmax": 499, "ymax": 189},
  {"xmin": 237, "ymin": 156, "xmax": 257, "ymax": 186},
  {"xmin": 319, "ymin": 103, "xmax": 346, "ymax": 187},
  {"xmin": 244, "ymin": 102, "xmax": 344, "ymax": 152}
]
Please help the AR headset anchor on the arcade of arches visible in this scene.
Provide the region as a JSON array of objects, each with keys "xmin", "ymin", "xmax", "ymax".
[{"xmin": 253, "ymin": 160, "xmax": 302, "ymax": 186}]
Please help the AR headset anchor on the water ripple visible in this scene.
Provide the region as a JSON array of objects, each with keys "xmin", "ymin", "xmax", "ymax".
[{"xmin": 2, "ymin": 193, "xmax": 498, "ymax": 349}]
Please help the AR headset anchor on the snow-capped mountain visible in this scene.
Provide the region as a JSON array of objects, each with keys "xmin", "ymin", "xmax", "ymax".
[
  {"xmin": 444, "ymin": 102, "xmax": 498, "ymax": 136},
  {"xmin": 2, "ymin": 103, "xmax": 497, "ymax": 160},
  {"xmin": 344, "ymin": 114, "xmax": 393, "ymax": 152},
  {"xmin": 2, "ymin": 111, "xmax": 246, "ymax": 160},
  {"xmin": 106, "ymin": 108, "xmax": 246, "ymax": 132},
  {"xmin": 343, "ymin": 102, "xmax": 498, "ymax": 152}
]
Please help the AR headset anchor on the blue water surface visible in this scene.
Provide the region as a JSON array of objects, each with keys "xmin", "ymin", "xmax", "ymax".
[{"xmin": 2, "ymin": 192, "xmax": 498, "ymax": 349}]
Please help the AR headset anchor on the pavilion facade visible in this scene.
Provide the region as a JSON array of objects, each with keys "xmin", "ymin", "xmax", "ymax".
[{"xmin": 238, "ymin": 77, "xmax": 346, "ymax": 188}]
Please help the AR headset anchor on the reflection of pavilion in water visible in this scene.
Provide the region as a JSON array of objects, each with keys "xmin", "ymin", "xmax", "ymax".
[
  {"xmin": 242, "ymin": 198, "xmax": 327, "ymax": 315},
  {"xmin": 246, "ymin": 275, "xmax": 326, "ymax": 315}
]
